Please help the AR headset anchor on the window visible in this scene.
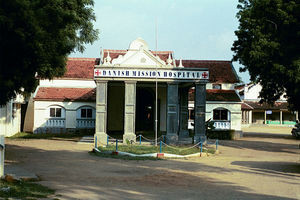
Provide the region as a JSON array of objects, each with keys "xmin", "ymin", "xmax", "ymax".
[
  {"xmin": 213, "ymin": 109, "xmax": 228, "ymax": 120},
  {"xmin": 81, "ymin": 108, "xmax": 92, "ymax": 118},
  {"xmin": 212, "ymin": 84, "xmax": 222, "ymax": 90},
  {"xmin": 50, "ymin": 107, "xmax": 62, "ymax": 118}
]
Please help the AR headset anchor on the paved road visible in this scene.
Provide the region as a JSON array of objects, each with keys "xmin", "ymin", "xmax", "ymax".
[{"xmin": 5, "ymin": 128, "xmax": 300, "ymax": 200}]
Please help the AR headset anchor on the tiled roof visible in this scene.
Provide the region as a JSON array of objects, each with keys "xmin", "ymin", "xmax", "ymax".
[
  {"xmin": 206, "ymin": 89, "xmax": 241, "ymax": 102},
  {"xmin": 63, "ymin": 58, "xmax": 99, "ymax": 80},
  {"xmin": 176, "ymin": 60, "xmax": 239, "ymax": 83},
  {"xmin": 243, "ymin": 101, "xmax": 289, "ymax": 110},
  {"xmin": 189, "ymin": 89, "xmax": 241, "ymax": 102},
  {"xmin": 34, "ymin": 87, "xmax": 96, "ymax": 102},
  {"xmin": 235, "ymin": 84, "xmax": 245, "ymax": 91},
  {"xmin": 241, "ymin": 102, "xmax": 254, "ymax": 110},
  {"xmin": 62, "ymin": 57, "xmax": 239, "ymax": 83}
]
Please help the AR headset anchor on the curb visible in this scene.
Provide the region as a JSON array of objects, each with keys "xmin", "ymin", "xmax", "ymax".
[{"xmin": 93, "ymin": 148, "xmax": 213, "ymax": 158}]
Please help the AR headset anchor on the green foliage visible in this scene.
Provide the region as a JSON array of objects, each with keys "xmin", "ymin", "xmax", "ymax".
[
  {"xmin": 206, "ymin": 130, "xmax": 235, "ymax": 140},
  {"xmin": 98, "ymin": 144, "xmax": 213, "ymax": 155},
  {"xmin": 9, "ymin": 131, "xmax": 93, "ymax": 139},
  {"xmin": 205, "ymin": 118, "xmax": 215, "ymax": 133},
  {"xmin": 232, "ymin": 0, "xmax": 300, "ymax": 110},
  {"xmin": 0, "ymin": 0, "xmax": 98, "ymax": 105},
  {"xmin": 91, "ymin": 151, "xmax": 161, "ymax": 161},
  {"xmin": 0, "ymin": 180, "xmax": 54, "ymax": 199}
]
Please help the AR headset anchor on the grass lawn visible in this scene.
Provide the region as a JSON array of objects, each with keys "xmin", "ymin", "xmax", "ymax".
[
  {"xmin": 98, "ymin": 144, "xmax": 215, "ymax": 155},
  {"xmin": 9, "ymin": 132, "xmax": 93, "ymax": 140},
  {"xmin": 0, "ymin": 180, "xmax": 55, "ymax": 199},
  {"xmin": 90, "ymin": 151, "xmax": 160, "ymax": 160}
]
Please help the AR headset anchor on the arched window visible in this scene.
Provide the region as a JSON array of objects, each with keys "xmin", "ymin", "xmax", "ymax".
[
  {"xmin": 213, "ymin": 108, "xmax": 230, "ymax": 121},
  {"xmin": 76, "ymin": 106, "xmax": 95, "ymax": 119},
  {"xmin": 47, "ymin": 105, "xmax": 65, "ymax": 118}
]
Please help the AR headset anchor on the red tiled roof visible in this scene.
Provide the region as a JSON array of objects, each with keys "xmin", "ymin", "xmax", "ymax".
[
  {"xmin": 242, "ymin": 102, "xmax": 253, "ymax": 110},
  {"xmin": 176, "ymin": 60, "xmax": 239, "ymax": 83},
  {"xmin": 189, "ymin": 89, "xmax": 241, "ymax": 102},
  {"xmin": 235, "ymin": 84, "xmax": 245, "ymax": 91},
  {"xmin": 206, "ymin": 89, "xmax": 241, "ymax": 102},
  {"xmin": 62, "ymin": 56, "xmax": 239, "ymax": 83},
  {"xmin": 34, "ymin": 87, "xmax": 96, "ymax": 102},
  {"xmin": 62, "ymin": 58, "xmax": 99, "ymax": 80},
  {"xmin": 243, "ymin": 101, "xmax": 289, "ymax": 110}
]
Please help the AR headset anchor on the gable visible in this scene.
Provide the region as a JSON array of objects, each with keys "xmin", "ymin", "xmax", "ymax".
[{"xmin": 101, "ymin": 38, "xmax": 174, "ymax": 67}]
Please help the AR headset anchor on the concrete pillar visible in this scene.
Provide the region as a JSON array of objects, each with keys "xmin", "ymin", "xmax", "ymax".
[
  {"xmin": 0, "ymin": 135, "xmax": 4, "ymax": 178},
  {"xmin": 194, "ymin": 83, "xmax": 206, "ymax": 143},
  {"xmin": 264, "ymin": 110, "xmax": 267, "ymax": 124},
  {"xmin": 280, "ymin": 110, "xmax": 283, "ymax": 125},
  {"xmin": 179, "ymin": 87, "xmax": 189, "ymax": 138},
  {"xmin": 166, "ymin": 83, "xmax": 179, "ymax": 144},
  {"xmin": 249, "ymin": 110, "xmax": 253, "ymax": 124},
  {"xmin": 94, "ymin": 81, "xmax": 108, "ymax": 146},
  {"xmin": 123, "ymin": 81, "xmax": 136, "ymax": 143}
]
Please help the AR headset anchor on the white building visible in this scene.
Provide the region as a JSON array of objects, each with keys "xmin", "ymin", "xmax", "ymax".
[
  {"xmin": 24, "ymin": 38, "xmax": 242, "ymax": 140},
  {"xmin": 239, "ymin": 83, "xmax": 298, "ymax": 125},
  {"xmin": 0, "ymin": 95, "xmax": 25, "ymax": 137},
  {"xmin": 186, "ymin": 61, "xmax": 242, "ymax": 135}
]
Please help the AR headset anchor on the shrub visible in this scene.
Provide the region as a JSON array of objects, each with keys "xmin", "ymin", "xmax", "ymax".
[{"xmin": 206, "ymin": 130, "xmax": 235, "ymax": 140}]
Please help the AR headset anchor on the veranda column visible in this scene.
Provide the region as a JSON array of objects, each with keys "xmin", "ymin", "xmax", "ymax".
[
  {"xmin": 179, "ymin": 87, "xmax": 189, "ymax": 138},
  {"xmin": 280, "ymin": 110, "xmax": 283, "ymax": 125},
  {"xmin": 166, "ymin": 83, "xmax": 179, "ymax": 144},
  {"xmin": 194, "ymin": 83, "xmax": 206, "ymax": 143},
  {"xmin": 123, "ymin": 81, "xmax": 136, "ymax": 143},
  {"xmin": 249, "ymin": 110, "xmax": 253, "ymax": 124},
  {"xmin": 95, "ymin": 81, "xmax": 108, "ymax": 146}
]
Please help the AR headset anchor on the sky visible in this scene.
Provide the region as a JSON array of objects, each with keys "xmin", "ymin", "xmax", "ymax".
[{"xmin": 70, "ymin": 0, "xmax": 251, "ymax": 83}]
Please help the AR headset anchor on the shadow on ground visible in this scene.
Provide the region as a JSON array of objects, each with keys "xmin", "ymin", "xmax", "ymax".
[
  {"xmin": 232, "ymin": 161, "xmax": 300, "ymax": 177},
  {"xmin": 219, "ymin": 139, "xmax": 299, "ymax": 154},
  {"xmin": 243, "ymin": 132, "xmax": 294, "ymax": 139},
  {"xmin": 4, "ymin": 140, "xmax": 299, "ymax": 200}
]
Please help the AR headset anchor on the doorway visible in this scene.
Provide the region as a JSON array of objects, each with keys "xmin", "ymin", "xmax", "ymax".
[{"xmin": 136, "ymin": 87, "xmax": 155, "ymax": 132}]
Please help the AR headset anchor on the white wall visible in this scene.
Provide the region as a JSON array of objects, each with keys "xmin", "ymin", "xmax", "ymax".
[
  {"xmin": 244, "ymin": 83, "xmax": 287, "ymax": 101},
  {"xmin": 206, "ymin": 83, "xmax": 236, "ymax": 90},
  {"xmin": 0, "ymin": 101, "xmax": 21, "ymax": 137},
  {"xmin": 206, "ymin": 102, "xmax": 242, "ymax": 131},
  {"xmin": 244, "ymin": 84, "xmax": 262, "ymax": 100},
  {"xmin": 188, "ymin": 101, "xmax": 242, "ymax": 131},
  {"xmin": 33, "ymin": 101, "xmax": 96, "ymax": 132}
]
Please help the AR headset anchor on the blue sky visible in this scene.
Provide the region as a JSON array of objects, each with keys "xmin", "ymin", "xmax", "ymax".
[{"xmin": 70, "ymin": 0, "xmax": 250, "ymax": 83}]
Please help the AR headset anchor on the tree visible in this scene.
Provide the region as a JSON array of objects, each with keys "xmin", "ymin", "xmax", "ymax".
[
  {"xmin": 0, "ymin": 0, "xmax": 98, "ymax": 105},
  {"xmin": 232, "ymin": 0, "xmax": 300, "ymax": 110}
]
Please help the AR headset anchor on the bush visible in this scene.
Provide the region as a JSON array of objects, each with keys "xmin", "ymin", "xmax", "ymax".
[{"xmin": 206, "ymin": 130, "xmax": 235, "ymax": 140}]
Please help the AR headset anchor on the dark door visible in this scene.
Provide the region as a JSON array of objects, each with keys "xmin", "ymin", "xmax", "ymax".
[{"xmin": 136, "ymin": 88, "xmax": 154, "ymax": 131}]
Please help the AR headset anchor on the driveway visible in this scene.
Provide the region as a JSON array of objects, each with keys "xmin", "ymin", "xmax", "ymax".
[{"xmin": 4, "ymin": 127, "xmax": 300, "ymax": 200}]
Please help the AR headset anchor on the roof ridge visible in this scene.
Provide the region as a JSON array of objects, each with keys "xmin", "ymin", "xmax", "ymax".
[
  {"xmin": 68, "ymin": 57, "xmax": 97, "ymax": 61},
  {"xmin": 176, "ymin": 60, "xmax": 231, "ymax": 63},
  {"xmin": 242, "ymin": 102, "xmax": 254, "ymax": 109}
]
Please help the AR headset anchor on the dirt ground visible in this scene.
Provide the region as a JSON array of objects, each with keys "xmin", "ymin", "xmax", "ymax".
[{"xmin": 4, "ymin": 126, "xmax": 300, "ymax": 200}]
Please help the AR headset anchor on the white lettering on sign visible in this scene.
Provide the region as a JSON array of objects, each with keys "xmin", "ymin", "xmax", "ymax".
[
  {"xmin": 266, "ymin": 110, "xmax": 272, "ymax": 114},
  {"xmin": 94, "ymin": 69, "xmax": 209, "ymax": 80}
]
